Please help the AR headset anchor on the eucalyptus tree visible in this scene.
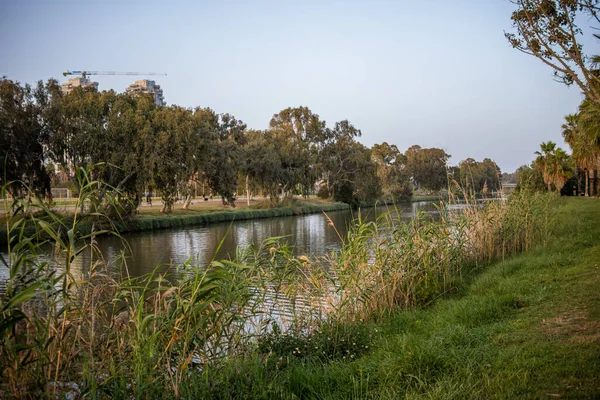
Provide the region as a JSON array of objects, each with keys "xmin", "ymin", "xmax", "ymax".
[
  {"xmin": 240, "ymin": 130, "xmax": 283, "ymax": 205},
  {"xmin": 0, "ymin": 78, "xmax": 52, "ymax": 198},
  {"xmin": 88, "ymin": 93, "xmax": 160, "ymax": 213},
  {"xmin": 149, "ymin": 105, "xmax": 196, "ymax": 212},
  {"xmin": 318, "ymin": 120, "xmax": 381, "ymax": 203},
  {"xmin": 179, "ymin": 107, "xmax": 218, "ymax": 210},
  {"xmin": 46, "ymin": 86, "xmax": 111, "ymax": 187},
  {"xmin": 204, "ymin": 113, "xmax": 247, "ymax": 207},
  {"xmin": 480, "ymin": 158, "xmax": 502, "ymax": 193},
  {"xmin": 506, "ymin": 0, "xmax": 600, "ymax": 108},
  {"xmin": 268, "ymin": 107, "xmax": 326, "ymax": 198},
  {"xmin": 458, "ymin": 157, "xmax": 502, "ymax": 194},
  {"xmin": 405, "ymin": 145, "xmax": 449, "ymax": 192},
  {"xmin": 458, "ymin": 158, "xmax": 479, "ymax": 193},
  {"xmin": 371, "ymin": 142, "xmax": 412, "ymax": 200},
  {"xmin": 516, "ymin": 164, "xmax": 546, "ymax": 192}
]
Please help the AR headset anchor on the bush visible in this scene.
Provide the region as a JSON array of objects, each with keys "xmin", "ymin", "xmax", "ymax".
[
  {"xmin": 257, "ymin": 321, "xmax": 374, "ymax": 364},
  {"xmin": 333, "ymin": 182, "xmax": 359, "ymax": 207},
  {"xmin": 316, "ymin": 185, "xmax": 330, "ymax": 199}
]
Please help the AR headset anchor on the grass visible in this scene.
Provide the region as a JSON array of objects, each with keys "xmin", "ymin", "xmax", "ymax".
[
  {"xmin": 0, "ymin": 198, "xmax": 351, "ymax": 245},
  {"xmin": 118, "ymin": 199, "xmax": 351, "ymax": 233},
  {"xmin": 3, "ymin": 185, "xmax": 588, "ymax": 399},
  {"xmin": 201, "ymin": 197, "xmax": 600, "ymax": 399},
  {"xmin": 0, "ymin": 192, "xmax": 438, "ymax": 245}
]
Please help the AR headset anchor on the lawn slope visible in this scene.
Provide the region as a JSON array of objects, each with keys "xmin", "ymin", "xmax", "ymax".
[{"xmin": 240, "ymin": 198, "xmax": 600, "ymax": 399}]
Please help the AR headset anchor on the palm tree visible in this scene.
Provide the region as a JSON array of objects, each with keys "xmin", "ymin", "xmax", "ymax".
[
  {"xmin": 534, "ymin": 142, "xmax": 574, "ymax": 193},
  {"xmin": 562, "ymin": 100, "xmax": 600, "ymax": 197},
  {"xmin": 534, "ymin": 141, "xmax": 557, "ymax": 192},
  {"xmin": 550, "ymin": 148, "xmax": 575, "ymax": 193},
  {"xmin": 562, "ymin": 114, "xmax": 596, "ymax": 196}
]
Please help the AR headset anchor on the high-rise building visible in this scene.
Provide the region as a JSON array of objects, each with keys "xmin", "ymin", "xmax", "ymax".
[
  {"xmin": 60, "ymin": 77, "xmax": 99, "ymax": 94},
  {"xmin": 125, "ymin": 79, "xmax": 166, "ymax": 106}
]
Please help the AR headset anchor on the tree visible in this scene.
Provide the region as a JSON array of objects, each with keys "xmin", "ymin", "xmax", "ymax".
[
  {"xmin": 457, "ymin": 158, "xmax": 501, "ymax": 194},
  {"xmin": 577, "ymin": 100, "xmax": 600, "ymax": 195},
  {"xmin": 562, "ymin": 113, "xmax": 597, "ymax": 196},
  {"xmin": 320, "ymin": 120, "xmax": 359, "ymax": 197},
  {"xmin": 480, "ymin": 158, "xmax": 502, "ymax": 193},
  {"xmin": 204, "ymin": 113, "xmax": 247, "ymax": 207},
  {"xmin": 534, "ymin": 141, "xmax": 575, "ymax": 192},
  {"xmin": 268, "ymin": 107, "xmax": 326, "ymax": 198},
  {"xmin": 505, "ymin": 0, "xmax": 600, "ymax": 107},
  {"xmin": 0, "ymin": 78, "xmax": 52, "ymax": 198},
  {"xmin": 516, "ymin": 164, "xmax": 547, "ymax": 191},
  {"xmin": 405, "ymin": 145, "xmax": 449, "ymax": 192},
  {"xmin": 241, "ymin": 130, "xmax": 282, "ymax": 205},
  {"xmin": 150, "ymin": 106, "xmax": 194, "ymax": 213},
  {"xmin": 550, "ymin": 148, "xmax": 576, "ymax": 191},
  {"xmin": 371, "ymin": 142, "xmax": 412, "ymax": 200},
  {"xmin": 180, "ymin": 107, "xmax": 218, "ymax": 210},
  {"xmin": 46, "ymin": 86, "xmax": 109, "ymax": 183}
]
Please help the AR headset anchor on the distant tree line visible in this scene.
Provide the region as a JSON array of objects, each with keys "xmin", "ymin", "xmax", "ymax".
[{"xmin": 1, "ymin": 77, "xmax": 502, "ymax": 214}]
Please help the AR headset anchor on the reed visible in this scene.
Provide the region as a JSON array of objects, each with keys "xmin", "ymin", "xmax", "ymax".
[{"xmin": 0, "ymin": 172, "xmax": 555, "ymax": 398}]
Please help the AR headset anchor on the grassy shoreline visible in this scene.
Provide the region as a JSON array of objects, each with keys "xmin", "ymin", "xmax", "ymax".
[
  {"xmin": 0, "ymin": 195, "xmax": 438, "ymax": 245},
  {"xmin": 209, "ymin": 197, "xmax": 600, "ymax": 399},
  {"xmin": 0, "ymin": 200, "xmax": 351, "ymax": 245},
  {"xmin": 3, "ymin": 192, "xmax": 582, "ymax": 398}
]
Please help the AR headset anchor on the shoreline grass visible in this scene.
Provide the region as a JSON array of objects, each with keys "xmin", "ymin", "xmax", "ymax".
[
  {"xmin": 0, "ymin": 194, "xmax": 436, "ymax": 246},
  {"xmin": 0, "ymin": 199, "xmax": 352, "ymax": 246},
  {"xmin": 202, "ymin": 197, "xmax": 600, "ymax": 399},
  {"xmin": 1, "ymin": 190, "xmax": 572, "ymax": 398}
]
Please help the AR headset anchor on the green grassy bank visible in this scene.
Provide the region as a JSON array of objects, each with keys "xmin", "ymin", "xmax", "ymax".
[
  {"xmin": 0, "ymin": 194, "xmax": 435, "ymax": 245},
  {"xmin": 201, "ymin": 197, "xmax": 600, "ymax": 399},
  {"xmin": 5, "ymin": 193, "xmax": 588, "ymax": 399},
  {"xmin": 113, "ymin": 201, "xmax": 351, "ymax": 233},
  {"xmin": 0, "ymin": 201, "xmax": 351, "ymax": 245}
]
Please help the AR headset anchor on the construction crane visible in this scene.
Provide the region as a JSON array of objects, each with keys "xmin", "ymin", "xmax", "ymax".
[{"xmin": 62, "ymin": 70, "xmax": 167, "ymax": 78}]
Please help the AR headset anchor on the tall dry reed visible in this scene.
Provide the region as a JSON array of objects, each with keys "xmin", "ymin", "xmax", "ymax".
[{"xmin": 0, "ymin": 170, "xmax": 554, "ymax": 397}]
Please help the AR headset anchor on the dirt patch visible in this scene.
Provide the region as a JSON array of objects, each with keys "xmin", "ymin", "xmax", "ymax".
[{"xmin": 541, "ymin": 310, "xmax": 600, "ymax": 344}]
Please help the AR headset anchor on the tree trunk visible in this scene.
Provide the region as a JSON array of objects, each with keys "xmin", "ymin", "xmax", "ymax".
[
  {"xmin": 585, "ymin": 170, "xmax": 589, "ymax": 197},
  {"xmin": 246, "ymin": 174, "xmax": 250, "ymax": 206},
  {"xmin": 183, "ymin": 194, "xmax": 192, "ymax": 210}
]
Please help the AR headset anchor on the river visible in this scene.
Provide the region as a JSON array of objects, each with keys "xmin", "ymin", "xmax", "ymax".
[{"xmin": 0, "ymin": 201, "xmax": 440, "ymax": 284}]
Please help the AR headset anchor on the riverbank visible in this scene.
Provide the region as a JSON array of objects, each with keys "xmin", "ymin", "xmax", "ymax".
[
  {"xmin": 0, "ymin": 196, "xmax": 438, "ymax": 245},
  {"xmin": 113, "ymin": 199, "xmax": 354, "ymax": 234},
  {"xmin": 203, "ymin": 197, "xmax": 600, "ymax": 398},
  {"xmin": 2, "ymin": 192, "xmax": 571, "ymax": 398}
]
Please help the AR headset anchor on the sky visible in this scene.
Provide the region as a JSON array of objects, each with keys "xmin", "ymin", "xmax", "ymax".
[{"xmin": 0, "ymin": 0, "xmax": 590, "ymax": 172}]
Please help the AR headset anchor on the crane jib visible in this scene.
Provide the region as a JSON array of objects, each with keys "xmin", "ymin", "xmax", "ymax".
[{"xmin": 62, "ymin": 71, "xmax": 167, "ymax": 77}]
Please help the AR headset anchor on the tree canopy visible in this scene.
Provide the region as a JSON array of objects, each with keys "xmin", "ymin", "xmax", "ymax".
[{"xmin": 0, "ymin": 77, "xmax": 506, "ymax": 214}]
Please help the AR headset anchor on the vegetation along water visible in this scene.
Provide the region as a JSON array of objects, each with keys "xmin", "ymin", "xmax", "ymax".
[
  {"xmin": 1, "ymin": 181, "xmax": 571, "ymax": 398},
  {"xmin": 3, "ymin": 0, "xmax": 600, "ymax": 398}
]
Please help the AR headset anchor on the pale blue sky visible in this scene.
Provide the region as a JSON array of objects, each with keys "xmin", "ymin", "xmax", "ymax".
[{"xmin": 0, "ymin": 0, "xmax": 589, "ymax": 172}]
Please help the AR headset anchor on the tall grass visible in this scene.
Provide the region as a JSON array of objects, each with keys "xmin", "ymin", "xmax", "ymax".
[
  {"xmin": 324, "ymin": 191, "xmax": 554, "ymax": 319},
  {"xmin": 0, "ymin": 178, "xmax": 555, "ymax": 398}
]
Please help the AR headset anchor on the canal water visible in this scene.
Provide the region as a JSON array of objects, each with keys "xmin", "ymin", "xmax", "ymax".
[{"xmin": 0, "ymin": 201, "xmax": 440, "ymax": 283}]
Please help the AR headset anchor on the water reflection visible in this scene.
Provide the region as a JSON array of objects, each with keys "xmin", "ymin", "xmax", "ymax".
[{"xmin": 0, "ymin": 201, "xmax": 440, "ymax": 282}]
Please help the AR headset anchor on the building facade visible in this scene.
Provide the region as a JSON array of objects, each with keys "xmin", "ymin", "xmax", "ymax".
[
  {"xmin": 60, "ymin": 77, "xmax": 99, "ymax": 94},
  {"xmin": 125, "ymin": 79, "xmax": 166, "ymax": 106}
]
